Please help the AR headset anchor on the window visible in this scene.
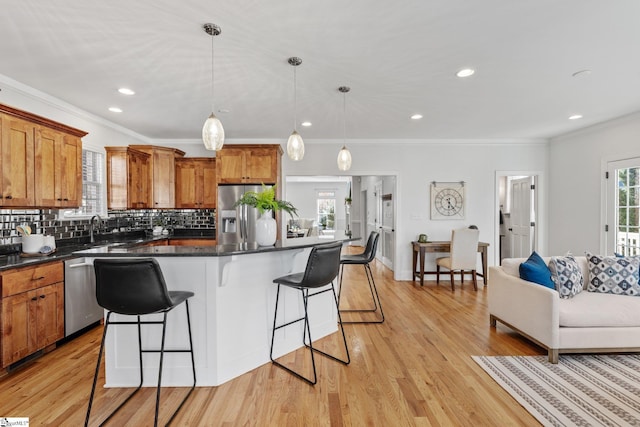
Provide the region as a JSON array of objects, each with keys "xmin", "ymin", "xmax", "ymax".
[
  {"xmin": 317, "ymin": 191, "xmax": 335, "ymax": 231},
  {"xmin": 615, "ymin": 166, "xmax": 640, "ymax": 255},
  {"xmin": 62, "ymin": 149, "xmax": 104, "ymax": 217}
]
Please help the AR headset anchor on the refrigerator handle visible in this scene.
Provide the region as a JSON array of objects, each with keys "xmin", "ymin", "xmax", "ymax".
[
  {"xmin": 242, "ymin": 204, "xmax": 248, "ymax": 241},
  {"xmin": 239, "ymin": 204, "xmax": 244, "ymax": 240}
]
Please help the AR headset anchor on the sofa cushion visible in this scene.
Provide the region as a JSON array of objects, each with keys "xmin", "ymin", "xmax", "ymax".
[
  {"xmin": 549, "ymin": 255, "xmax": 584, "ymax": 299},
  {"xmin": 559, "ymin": 291, "xmax": 640, "ymax": 327},
  {"xmin": 586, "ymin": 252, "xmax": 640, "ymax": 296},
  {"xmin": 519, "ymin": 251, "xmax": 554, "ymax": 288}
]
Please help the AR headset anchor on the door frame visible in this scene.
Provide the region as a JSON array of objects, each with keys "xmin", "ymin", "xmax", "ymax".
[{"xmin": 495, "ymin": 170, "xmax": 546, "ymax": 263}]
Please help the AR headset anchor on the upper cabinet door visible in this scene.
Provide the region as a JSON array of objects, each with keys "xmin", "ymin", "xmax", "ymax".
[
  {"xmin": 246, "ymin": 148, "xmax": 278, "ymax": 184},
  {"xmin": 217, "ymin": 148, "xmax": 246, "ymax": 183},
  {"xmin": 35, "ymin": 129, "xmax": 82, "ymax": 208},
  {"xmin": 0, "ymin": 114, "xmax": 35, "ymax": 207},
  {"xmin": 216, "ymin": 145, "xmax": 282, "ymax": 184},
  {"xmin": 60, "ymin": 135, "xmax": 82, "ymax": 207},
  {"xmin": 175, "ymin": 158, "xmax": 216, "ymax": 208}
]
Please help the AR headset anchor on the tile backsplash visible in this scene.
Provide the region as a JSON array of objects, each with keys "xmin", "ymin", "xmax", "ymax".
[{"xmin": 0, "ymin": 208, "xmax": 216, "ymax": 245}]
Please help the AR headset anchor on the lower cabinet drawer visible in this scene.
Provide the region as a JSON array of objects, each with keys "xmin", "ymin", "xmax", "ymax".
[{"xmin": 1, "ymin": 261, "xmax": 64, "ymax": 297}]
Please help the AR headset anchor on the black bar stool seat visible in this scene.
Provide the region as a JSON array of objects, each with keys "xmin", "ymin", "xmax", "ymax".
[
  {"xmin": 85, "ymin": 258, "xmax": 196, "ymax": 427},
  {"xmin": 338, "ymin": 231, "xmax": 384, "ymax": 323},
  {"xmin": 270, "ymin": 241, "xmax": 350, "ymax": 385}
]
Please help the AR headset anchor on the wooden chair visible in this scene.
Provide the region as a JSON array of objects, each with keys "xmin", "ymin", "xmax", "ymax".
[{"xmin": 436, "ymin": 228, "xmax": 480, "ymax": 291}]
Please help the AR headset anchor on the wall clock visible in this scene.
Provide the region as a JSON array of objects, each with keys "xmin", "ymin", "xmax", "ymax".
[{"xmin": 430, "ymin": 182, "xmax": 465, "ymax": 220}]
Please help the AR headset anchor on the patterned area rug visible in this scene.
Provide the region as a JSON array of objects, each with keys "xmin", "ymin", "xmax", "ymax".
[{"xmin": 473, "ymin": 355, "xmax": 640, "ymax": 426}]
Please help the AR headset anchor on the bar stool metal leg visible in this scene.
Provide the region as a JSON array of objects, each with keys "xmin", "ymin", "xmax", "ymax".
[
  {"xmin": 338, "ymin": 262, "xmax": 385, "ymax": 324},
  {"xmin": 270, "ymin": 282, "xmax": 350, "ymax": 385}
]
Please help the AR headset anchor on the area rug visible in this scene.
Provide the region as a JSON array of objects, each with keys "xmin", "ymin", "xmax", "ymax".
[{"xmin": 472, "ymin": 355, "xmax": 640, "ymax": 426}]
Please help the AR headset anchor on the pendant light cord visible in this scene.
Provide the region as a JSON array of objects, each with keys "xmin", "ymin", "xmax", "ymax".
[
  {"xmin": 211, "ymin": 35, "xmax": 215, "ymax": 114},
  {"xmin": 343, "ymin": 91, "xmax": 347, "ymax": 145},
  {"xmin": 293, "ymin": 65, "xmax": 297, "ymax": 131}
]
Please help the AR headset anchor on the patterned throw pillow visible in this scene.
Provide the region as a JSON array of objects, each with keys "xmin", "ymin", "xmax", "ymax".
[
  {"xmin": 548, "ymin": 255, "xmax": 584, "ymax": 299},
  {"xmin": 586, "ymin": 252, "xmax": 640, "ymax": 296}
]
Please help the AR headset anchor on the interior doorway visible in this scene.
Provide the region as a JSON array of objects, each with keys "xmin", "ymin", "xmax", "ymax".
[{"xmin": 496, "ymin": 172, "xmax": 540, "ymax": 263}]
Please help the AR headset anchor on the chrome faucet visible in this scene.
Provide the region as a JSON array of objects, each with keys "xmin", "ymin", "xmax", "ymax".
[{"xmin": 90, "ymin": 214, "xmax": 103, "ymax": 243}]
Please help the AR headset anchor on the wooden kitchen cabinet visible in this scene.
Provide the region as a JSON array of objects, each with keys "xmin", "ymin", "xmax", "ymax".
[
  {"xmin": 130, "ymin": 145, "xmax": 185, "ymax": 209},
  {"xmin": 0, "ymin": 104, "xmax": 86, "ymax": 209},
  {"xmin": 168, "ymin": 238, "xmax": 216, "ymax": 246},
  {"xmin": 0, "ymin": 261, "xmax": 64, "ymax": 368},
  {"xmin": 0, "ymin": 113, "xmax": 35, "ymax": 207},
  {"xmin": 106, "ymin": 146, "xmax": 151, "ymax": 209},
  {"xmin": 35, "ymin": 128, "xmax": 82, "ymax": 207},
  {"xmin": 175, "ymin": 157, "xmax": 216, "ymax": 208},
  {"xmin": 216, "ymin": 144, "xmax": 282, "ymax": 184}
]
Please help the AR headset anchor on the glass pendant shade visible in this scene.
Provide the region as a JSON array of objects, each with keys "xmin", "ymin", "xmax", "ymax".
[
  {"xmin": 287, "ymin": 130, "xmax": 305, "ymax": 161},
  {"xmin": 202, "ymin": 112, "xmax": 225, "ymax": 151},
  {"xmin": 337, "ymin": 145, "xmax": 352, "ymax": 171}
]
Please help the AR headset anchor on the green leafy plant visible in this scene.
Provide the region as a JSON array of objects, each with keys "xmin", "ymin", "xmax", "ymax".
[{"xmin": 234, "ymin": 184, "xmax": 298, "ymax": 218}]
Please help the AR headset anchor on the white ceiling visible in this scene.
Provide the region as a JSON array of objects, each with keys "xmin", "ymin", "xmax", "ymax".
[{"xmin": 1, "ymin": 0, "xmax": 639, "ymax": 142}]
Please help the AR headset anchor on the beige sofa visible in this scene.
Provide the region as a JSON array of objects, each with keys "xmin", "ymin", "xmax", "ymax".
[{"xmin": 488, "ymin": 256, "xmax": 640, "ymax": 363}]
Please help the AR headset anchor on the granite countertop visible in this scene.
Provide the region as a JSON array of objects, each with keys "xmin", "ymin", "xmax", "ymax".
[
  {"xmin": 0, "ymin": 230, "xmax": 217, "ymax": 271},
  {"xmin": 75, "ymin": 232, "xmax": 358, "ymax": 257}
]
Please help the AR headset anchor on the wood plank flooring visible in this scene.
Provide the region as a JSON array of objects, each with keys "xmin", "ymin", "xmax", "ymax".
[{"xmin": 0, "ymin": 248, "xmax": 544, "ymax": 426}]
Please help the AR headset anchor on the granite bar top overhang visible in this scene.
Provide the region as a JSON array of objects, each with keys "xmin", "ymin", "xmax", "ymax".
[{"xmin": 74, "ymin": 232, "xmax": 358, "ymax": 257}]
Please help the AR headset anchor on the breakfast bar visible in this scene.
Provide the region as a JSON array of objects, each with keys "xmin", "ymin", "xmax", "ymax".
[{"xmin": 75, "ymin": 234, "xmax": 353, "ymax": 387}]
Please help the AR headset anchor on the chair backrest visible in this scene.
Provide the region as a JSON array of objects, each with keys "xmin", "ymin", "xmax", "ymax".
[
  {"xmin": 300, "ymin": 241, "xmax": 343, "ymax": 288},
  {"xmin": 94, "ymin": 258, "xmax": 174, "ymax": 315},
  {"xmin": 362, "ymin": 231, "xmax": 380, "ymax": 263},
  {"xmin": 450, "ymin": 228, "xmax": 480, "ymax": 270}
]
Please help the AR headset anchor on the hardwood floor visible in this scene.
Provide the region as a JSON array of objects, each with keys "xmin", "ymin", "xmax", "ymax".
[{"xmin": 0, "ymin": 248, "xmax": 544, "ymax": 426}]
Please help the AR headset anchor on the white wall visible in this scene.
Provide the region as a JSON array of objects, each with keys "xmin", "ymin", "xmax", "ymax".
[
  {"xmin": 549, "ymin": 111, "xmax": 640, "ymax": 255},
  {"xmin": 284, "ymin": 140, "xmax": 548, "ymax": 280}
]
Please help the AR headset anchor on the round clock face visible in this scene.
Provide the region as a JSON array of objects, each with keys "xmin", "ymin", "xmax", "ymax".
[{"xmin": 434, "ymin": 188, "xmax": 463, "ymax": 216}]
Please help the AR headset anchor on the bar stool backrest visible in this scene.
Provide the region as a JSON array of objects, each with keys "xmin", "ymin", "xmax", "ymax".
[
  {"xmin": 94, "ymin": 258, "xmax": 174, "ymax": 315},
  {"xmin": 362, "ymin": 232, "xmax": 380, "ymax": 263},
  {"xmin": 301, "ymin": 241, "xmax": 342, "ymax": 288}
]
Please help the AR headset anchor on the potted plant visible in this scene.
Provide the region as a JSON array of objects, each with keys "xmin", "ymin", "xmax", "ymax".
[{"xmin": 234, "ymin": 184, "xmax": 298, "ymax": 245}]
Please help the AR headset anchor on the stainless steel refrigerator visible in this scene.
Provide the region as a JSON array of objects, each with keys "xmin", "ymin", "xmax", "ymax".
[{"xmin": 218, "ymin": 184, "xmax": 266, "ymax": 245}]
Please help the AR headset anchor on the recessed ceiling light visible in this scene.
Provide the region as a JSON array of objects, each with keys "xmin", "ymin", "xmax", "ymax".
[
  {"xmin": 301, "ymin": 121, "xmax": 312, "ymax": 127},
  {"xmin": 569, "ymin": 114, "xmax": 583, "ymax": 120},
  {"xmin": 456, "ymin": 68, "xmax": 475, "ymax": 78},
  {"xmin": 410, "ymin": 114, "xmax": 423, "ymax": 120},
  {"xmin": 118, "ymin": 88, "xmax": 135, "ymax": 95},
  {"xmin": 108, "ymin": 107, "xmax": 123, "ymax": 113}
]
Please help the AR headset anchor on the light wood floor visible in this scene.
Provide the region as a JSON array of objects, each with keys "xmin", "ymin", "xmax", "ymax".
[{"xmin": 0, "ymin": 248, "xmax": 544, "ymax": 426}]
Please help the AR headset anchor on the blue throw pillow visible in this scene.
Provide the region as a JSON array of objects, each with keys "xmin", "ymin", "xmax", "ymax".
[{"xmin": 519, "ymin": 251, "xmax": 554, "ymax": 289}]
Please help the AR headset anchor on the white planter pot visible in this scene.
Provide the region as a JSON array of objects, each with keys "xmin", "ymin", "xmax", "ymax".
[{"xmin": 255, "ymin": 210, "xmax": 277, "ymax": 246}]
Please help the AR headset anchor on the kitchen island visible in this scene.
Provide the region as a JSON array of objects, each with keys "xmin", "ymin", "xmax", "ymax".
[{"xmin": 75, "ymin": 233, "xmax": 355, "ymax": 387}]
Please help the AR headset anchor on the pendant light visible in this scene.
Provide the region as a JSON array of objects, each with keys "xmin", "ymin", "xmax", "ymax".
[
  {"xmin": 287, "ymin": 57, "xmax": 304, "ymax": 161},
  {"xmin": 202, "ymin": 23, "xmax": 225, "ymax": 151},
  {"xmin": 337, "ymin": 86, "xmax": 352, "ymax": 171}
]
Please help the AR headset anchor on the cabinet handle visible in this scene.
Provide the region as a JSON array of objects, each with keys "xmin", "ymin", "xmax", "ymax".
[
  {"xmin": 40, "ymin": 295, "xmax": 46, "ymax": 299},
  {"xmin": 31, "ymin": 296, "xmax": 38, "ymax": 301},
  {"xmin": 57, "ymin": 198, "xmax": 63, "ymax": 201},
  {"xmin": 32, "ymin": 276, "xmax": 45, "ymax": 281},
  {"xmin": 63, "ymin": 198, "xmax": 69, "ymax": 201},
  {"xmin": 5, "ymin": 195, "xmax": 12, "ymax": 200}
]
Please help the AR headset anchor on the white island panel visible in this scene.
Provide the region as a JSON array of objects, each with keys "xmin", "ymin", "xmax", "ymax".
[{"xmin": 102, "ymin": 247, "xmax": 339, "ymax": 387}]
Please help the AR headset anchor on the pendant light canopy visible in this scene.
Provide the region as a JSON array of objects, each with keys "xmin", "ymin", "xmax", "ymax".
[
  {"xmin": 337, "ymin": 86, "xmax": 352, "ymax": 171},
  {"xmin": 287, "ymin": 57, "xmax": 305, "ymax": 161},
  {"xmin": 202, "ymin": 23, "xmax": 225, "ymax": 151}
]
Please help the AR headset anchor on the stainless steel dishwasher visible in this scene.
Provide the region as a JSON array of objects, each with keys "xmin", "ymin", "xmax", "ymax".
[{"xmin": 64, "ymin": 257, "xmax": 103, "ymax": 336}]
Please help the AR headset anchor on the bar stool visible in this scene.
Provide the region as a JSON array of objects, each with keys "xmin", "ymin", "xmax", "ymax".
[
  {"xmin": 85, "ymin": 258, "xmax": 196, "ymax": 427},
  {"xmin": 270, "ymin": 241, "xmax": 350, "ymax": 385},
  {"xmin": 338, "ymin": 231, "xmax": 384, "ymax": 323}
]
